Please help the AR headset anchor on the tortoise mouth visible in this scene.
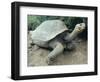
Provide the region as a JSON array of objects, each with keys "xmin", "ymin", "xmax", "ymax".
[
  {"xmin": 77, "ymin": 27, "xmax": 85, "ymax": 32},
  {"xmin": 78, "ymin": 28, "xmax": 81, "ymax": 31}
]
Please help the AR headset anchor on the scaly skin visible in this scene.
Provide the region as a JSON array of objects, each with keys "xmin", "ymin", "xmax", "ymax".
[
  {"xmin": 47, "ymin": 23, "xmax": 85, "ymax": 64},
  {"xmin": 64, "ymin": 23, "xmax": 85, "ymax": 41}
]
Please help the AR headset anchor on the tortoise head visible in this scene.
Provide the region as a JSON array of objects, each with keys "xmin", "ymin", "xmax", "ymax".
[
  {"xmin": 64, "ymin": 23, "xmax": 86, "ymax": 42},
  {"xmin": 74, "ymin": 23, "xmax": 86, "ymax": 33}
]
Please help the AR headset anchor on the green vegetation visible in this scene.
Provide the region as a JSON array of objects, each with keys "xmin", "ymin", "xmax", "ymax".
[{"xmin": 28, "ymin": 15, "xmax": 87, "ymax": 30}]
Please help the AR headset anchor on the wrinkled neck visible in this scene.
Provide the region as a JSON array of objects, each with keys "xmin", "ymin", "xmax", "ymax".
[
  {"xmin": 70, "ymin": 29, "xmax": 79, "ymax": 39},
  {"xmin": 64, "ymin": 29, "xmax": 79, "ymax": 41}
]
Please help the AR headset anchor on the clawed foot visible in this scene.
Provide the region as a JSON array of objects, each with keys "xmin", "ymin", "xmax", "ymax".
[{"xmin": 46, "ymin": 57, "xmax": 55, "ymax": 65}]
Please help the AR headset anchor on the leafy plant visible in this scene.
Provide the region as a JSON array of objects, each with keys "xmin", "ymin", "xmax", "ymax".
[{"xmin": 28, "ymin": 15, "xmax": 87, "ymax": 31}]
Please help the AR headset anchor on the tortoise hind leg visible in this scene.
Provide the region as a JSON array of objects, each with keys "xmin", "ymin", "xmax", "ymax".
[{"xmin": 47, "ymin": 42, "xmax": 64, "ymax": 64}]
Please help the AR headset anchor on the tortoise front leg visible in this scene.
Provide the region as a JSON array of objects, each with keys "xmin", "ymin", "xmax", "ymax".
[
  {"xmin": 65, "ymin": 41, "xmax": 76, "ymax": 50},
  {"xmin": 47, "ymin": 42, "xmax": 64, "ymax": 64}
]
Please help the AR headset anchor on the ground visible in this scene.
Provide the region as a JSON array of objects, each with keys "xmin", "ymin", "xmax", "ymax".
[{"xmin": 27, "ymin": 33, "xmax": 87, "ymax": 66}]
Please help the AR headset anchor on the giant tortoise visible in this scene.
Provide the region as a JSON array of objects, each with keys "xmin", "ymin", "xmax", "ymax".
[{"xmin": 30, "ymin": 20, "xmax": 85, "ymax": 64}]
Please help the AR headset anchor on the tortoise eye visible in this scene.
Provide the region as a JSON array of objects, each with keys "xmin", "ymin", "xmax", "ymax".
[{"xmin": 80, "ymin": 23, "xmax": 82, "ymax": 26}]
